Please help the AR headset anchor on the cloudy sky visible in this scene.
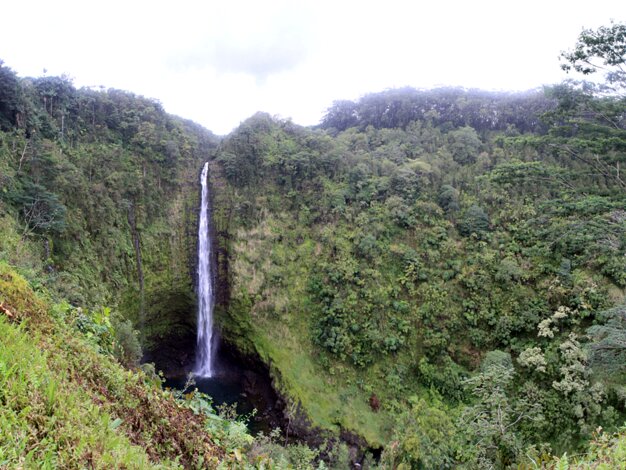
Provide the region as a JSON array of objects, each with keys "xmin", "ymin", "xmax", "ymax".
[{"xmin": 1, "ymin": 0, "xmax": 625, "ymax": 134}]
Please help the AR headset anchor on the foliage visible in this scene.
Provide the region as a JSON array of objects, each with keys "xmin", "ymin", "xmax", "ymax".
[
  {"xmin": 0, "ymin": 60, "xmax": 21, "ymax": 130},
  {"xmin": 459, "ymin": 364, "xmax": 544, "ymax": 468},
  {"xmin": 448, "ymin": 126, "xmax": 482, "ymax": 164},
  {"xmin": 587, "ymin": 304, "xmax": 626, "ymax": 374},
  {"xmin": 457, "ymin": 204, "xmax": 490, "ymax": 237},
  {"xmin": 213, "ymin": 64, "xmax": 626, "ymax": 463},
  {"xmin": 560, "ymin": 21, "xmax": 626, "ymax": 91},
  {"xmin": 111, "ymin": 315, "xmax": 143, "ymax": 368},
  {"xmin": 3, "ymin": 30, "xmax": 626, "ymax": 466},
  {"xmin": 6, "ymin": 180, "xmax": 67, "ymax": 235},
  {"xmin": 0, "ymin": 315, "xmax": 158, "ymax": 468},
  {"xmin": 0, "ymin": 262, "xmax": 224, "ymax": 468},
  {"xmin": 248, "ymin": 429, "xmax": 324, "ymax": 469},
  {"xmin": 551, "ymin": 426, "xmax": 626, "ymax": 468},
  {"xmin": 380, "ymin": 397, "xmax": 460, "ymax": 469},
  {"xmin": 321, "ymin": 87, "xmax": 554, "ymax": 133},
  {"xmin": 437, "ymin": 184, "xmax": 460, "ymax": 214}
]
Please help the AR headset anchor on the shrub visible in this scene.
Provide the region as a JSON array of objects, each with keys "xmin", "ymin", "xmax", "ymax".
[{"xmin": 112, "ymin": 316, "xmax": 142, "ymax": 368}]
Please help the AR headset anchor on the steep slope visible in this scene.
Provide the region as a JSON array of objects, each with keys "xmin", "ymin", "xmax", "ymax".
[
  {"xmin": 210, "ymin": 89, "xmax": 626, "ymax": 466},
  {"xmin": 2, "ymin": 56, "xmax": 626, "ymax": 468},
  {"xmin": 0, "ymin": 62, "xmax": 219, "ymax": 373},
  {"xmin": 0, "ymin": 261, "xmax": 224, "ymax": 468}
]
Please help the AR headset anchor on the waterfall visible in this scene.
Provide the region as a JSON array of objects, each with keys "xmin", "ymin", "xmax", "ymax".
[{"xmin": 194, "ymin": 162, "xmax": 215, "ymax": 377}]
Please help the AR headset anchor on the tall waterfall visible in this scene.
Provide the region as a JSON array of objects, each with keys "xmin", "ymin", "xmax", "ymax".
[{"xmin": 194, "ymin": 162, "xmax": 215, "ymax": 377}]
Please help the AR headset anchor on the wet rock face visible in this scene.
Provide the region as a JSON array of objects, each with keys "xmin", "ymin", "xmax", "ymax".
[
  {"xmin": 216, "ymin": 340, "xmax": 287, "ymax": 431},
  {"xmin": 241, "ymin": 369, "xmax": 285, "ymax": 432},
  {"xmin": 142, "ymin": 330, "xmax": 196, "ymax": 378},
  {"xmin": 139, "ymin": 285, "xmax": 197, "ymax": 378}
]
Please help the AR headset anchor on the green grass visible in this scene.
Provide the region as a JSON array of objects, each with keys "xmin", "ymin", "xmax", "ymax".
[
  {"xmin": 253, "ymin": 327, "xmax": 395, "ymax": 446},
  {"xmin": 0, "ymin": 261, "xmax": 226, "ymax": 468},
  {"xmin": 224, "ymin": 213, "xmax": 398, "ymax": 447},
  {"xmin": 0, "ymin": 315, "xmax": 161, "ymax": 469}
]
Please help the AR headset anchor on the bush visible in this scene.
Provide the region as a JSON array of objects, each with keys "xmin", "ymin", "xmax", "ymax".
[
  {"xmin": 381, "ymin": 397, "xmax": 460, "ymax": 469},
  {"xmin": 112, "ymin": 316, "xmax": 142, "ymax": 368},
  {"xmin": 457, "ymin": 205, "xmax": 490, "ymax": 237},
  {"xmin": 481, "ymin": 350, "xmax": 513, "ymax": 372}
]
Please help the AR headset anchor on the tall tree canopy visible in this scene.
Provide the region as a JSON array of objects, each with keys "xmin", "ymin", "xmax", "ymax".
[{"xmin": 560, "ymin": 21, "xmax": 626, "ymax": 92}]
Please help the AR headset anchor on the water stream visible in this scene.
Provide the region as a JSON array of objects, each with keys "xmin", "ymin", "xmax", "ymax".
[
  {"xmin": 194, "ymin": 162, "xmax": 215, "ymax": 377},
  {"xmin": 163, "ymin": 162, "xmax": 373, "ymax": 462}
]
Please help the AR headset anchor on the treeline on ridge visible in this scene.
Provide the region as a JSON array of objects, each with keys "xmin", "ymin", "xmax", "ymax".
[{"xmin": 320, "ymin": 87, "xmax": 556, "ymax": 134}]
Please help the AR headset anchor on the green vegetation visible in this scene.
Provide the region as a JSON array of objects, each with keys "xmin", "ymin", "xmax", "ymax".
[
  {"xmin": 1, "ymin": 21, "xmax": 626, "ymax": 468},
  {"xmin": 210, "ymin": 23, "xmax": 626, "ymax": 468},
  {"xmin": 0, "ymin": 261, "xmax": 223, "ymax": 468}
]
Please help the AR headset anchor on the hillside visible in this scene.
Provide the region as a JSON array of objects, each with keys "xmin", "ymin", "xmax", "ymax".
[
  {"xmin": 0, "ymin": 63, "xmax": 220, "ymax": 371},
  {"xmin": 0, "ymin": 261, "xmax": 224, "ymax": 467},
  {"xmin": 210, "ymin": 85, "xmax": 625, "ymax": 467},
  {"xmin": 1, "ymin": 22, "xmax": 626, "ymax": 469}
]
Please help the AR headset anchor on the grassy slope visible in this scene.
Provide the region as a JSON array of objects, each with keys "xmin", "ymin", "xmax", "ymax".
[
  {"xmin": 0, "ymin": 261, "xmax": 225, "ymax": 468},
  {"xmin": 223, "ymin": 212, "xmax": 395, "ymax": 447}
]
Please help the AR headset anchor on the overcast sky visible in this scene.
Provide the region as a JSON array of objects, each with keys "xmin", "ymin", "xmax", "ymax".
[{"xmin": 1, "ymin": 0, "xmax": 625, "ymax": 134}]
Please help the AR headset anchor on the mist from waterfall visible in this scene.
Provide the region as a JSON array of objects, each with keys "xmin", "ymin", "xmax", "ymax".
[{"xmin": 194, "ymin": 162, "xmax": 215, "ymax": 377}]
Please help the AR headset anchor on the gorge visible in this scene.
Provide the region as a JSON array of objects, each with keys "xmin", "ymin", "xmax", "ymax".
[
  {"xmin": 1, "ymin": 36, "xmax": 626, "ymax": 467},
  {"xmin": 165, "ymin": 160, "xmax": 287, "ymax": 438}
]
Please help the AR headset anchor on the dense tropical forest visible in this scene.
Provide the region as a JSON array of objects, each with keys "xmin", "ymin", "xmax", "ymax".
[{"xmin": 1, "ymin": 22, "xmax": 626, "ymax": 469}]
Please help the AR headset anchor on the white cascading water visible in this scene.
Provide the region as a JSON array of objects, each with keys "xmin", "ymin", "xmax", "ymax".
[{"xmin": 194, "ymin": 162, "xmax": 215, "ymax": 377}]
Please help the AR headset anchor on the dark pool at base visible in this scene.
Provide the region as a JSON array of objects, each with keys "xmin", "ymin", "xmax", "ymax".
[{"xmin": 162, "ymin": 352, "xmax": 282, "ymax": 436}]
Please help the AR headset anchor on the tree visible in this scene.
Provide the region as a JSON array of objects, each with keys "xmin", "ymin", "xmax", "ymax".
[
  {"xmin": 587, "ymin": 304, "xmax": 626, "ymax": 374},
  {"xmin": 437, "ymin": 184, "xmax": 460, "ymax": 214},
  {"xmin": 460, "ymin": 364, "xmax": 542, "ymax": 468},
  {"xmin": 0, "ymin": 60, "xmax": 21, "ymax": 130},
  {"xmin": 8, "ymin": 180, "xmax": 67, "ymax": 235},
  {"xmin": 457, "ymin": 205, "xmax": 490, "ymax": 237},
  {"xmin": 321, "ymin": 99, "xmax": 358, "ymax": 131},
  {"xmin": 381, "ymin": 397, "xmax": 460, "ymax": 469},
  {"xmin": 560, "ymin": 21, "xmax": 626, "ymax": 92},
  {"xmin": 544, "ymin": 22, "xmax": 626, "ymax": 191},
  {"xmin": 448, "ymin": 126, "xmax": 482, "ymax": 164}
]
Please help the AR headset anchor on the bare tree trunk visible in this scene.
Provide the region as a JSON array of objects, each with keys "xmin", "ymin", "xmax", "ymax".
[{"xmin": 18, "ymin": 141, "xmax": 29, "ymax": 173}]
